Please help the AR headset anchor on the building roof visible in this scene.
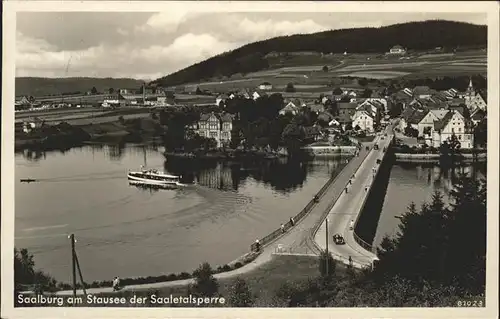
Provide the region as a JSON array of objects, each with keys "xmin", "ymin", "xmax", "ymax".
[
  {"xmin": 199, "ymin": 112, "xmax": 234, "ymax": 122},
  {"xmin": 471, "ymin": 109, "xmax": 486, "ymax": 121},
  {"xmin": 400, "ymin": 106, "xmax": 418, "ymax": 121},
  {"xmin": 433, "ymin": 111, "xmax": 454, "ymax": 131},
  {"xmin": 429, "ymin": 109, "xmax": 449, "ymax": 120},
  {"xmin": 392, "ymin": 45, "xmax": 404, "ymax": 50},
  {"xmin": 317, "ymin": 111, "xmax": 335, "ymax": 122},
  {"xmin": 413, "ymin": 86, "xmax": 431, "ymax": 96},
  {"xmin": 448, "ymin": 105, "xmax": 466, "ymax": 117},
  {"xmin": 260, "ymin": 82, "xmax": 272, "ymax": 85},
  {"xmin": 447, "ymin": 97, "xmax": 465, "ymax": 107},
  {"xmin": 338, "ymin": 102, "xmax": 357, "ymax": 110},
  {"xmin": 220, "ymin": 113, "xmax": 234, "ymax": 122},
  {"xmin": 309, "ymin": 104, "xmax": 325, "ymax": 113},
  {"xmin": 408, "ymin": 109, "xmax": 428, "ymax": 124},
  {"xmin": 477, "ymin": 90, "xmax": 487, "ymax": 102}
]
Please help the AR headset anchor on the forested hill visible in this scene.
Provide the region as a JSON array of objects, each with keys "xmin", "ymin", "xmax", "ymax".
[
  {"xmin": 15, "ymin": 77, "xmax": 144, "ymax": 97},
  {"xmin": 152, "ymin": 20, "xmax": 486, "ymax": 87}
]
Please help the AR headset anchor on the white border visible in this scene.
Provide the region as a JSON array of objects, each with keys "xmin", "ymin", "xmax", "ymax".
[{"xmin": 2, "ymin": 2, "xmax": 499, "ymax": 319}]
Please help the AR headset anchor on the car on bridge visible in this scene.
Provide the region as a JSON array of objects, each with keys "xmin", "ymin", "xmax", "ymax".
[{"xmin": 333, "ymin": 234, "xmax": 345, "ymax": 245}]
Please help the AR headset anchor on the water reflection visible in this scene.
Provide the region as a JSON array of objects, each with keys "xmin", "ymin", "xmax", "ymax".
[
  {"xmin": 374, "ymin": 161, "xmax": 487, "ymax": 248},
  {"xmin": 163, "ymin": 155, "xmax": 348, "ymax": 193}
]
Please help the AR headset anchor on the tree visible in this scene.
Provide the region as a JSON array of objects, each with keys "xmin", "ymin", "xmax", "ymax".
[
  {"xmin": 389, "ymin": 102, "xmax": 403, "ymax": 118},
  {"xmin": 90, "ymin": 86, "xmax": 98, "ymax": 94},
  {"xmin": 109, "ymin": 88, "xmax": 115, "ymax": 94},
  {"xmin": 358, "ymin": 78, "xmax": 368, "ymax": 86},
  {"xmin": 14, "ymin": 248, "xmax": 57, "ymax": 295},
  {"xmin": 362, "ymin": 88, "xmax": 373, "ymax": 98},
  {"xmin": 332, "ymin": 87, "xmax": 343, "ymax": 95},
  {"xmin": 228, "ymin": 278, "xmax": 255, "ymax": 307},
  {"xmin": 374, "ymin": 175, "xmax": 486, "ymax": 295},
  {"xmin": 473, "ymin": 118, "xmax": 487, "ymax": 147},
  {"xmin": 319, "ymin": 251, "xmax": 337, "ymax": 278},
  {"xmin": 322, "ymin": 65, "xmax": 329, "ymax": 72},
  {"xmin": 282, "ymin": 122, "xmax": 305, "ymax": 154},
  {"xmin": 285, "ymin": 83, "xmax": 296, "ymax": 93},
  {"xmin": 354, "ymin": 125, "xmax": 361, "ymax": 131},
  {"xmin": 192, "ymin": 262, "xmax": 219, "ymax": 298},
  {"xmin": 404, "ymin": 125, "xmax": 418, "ymax": 137}
]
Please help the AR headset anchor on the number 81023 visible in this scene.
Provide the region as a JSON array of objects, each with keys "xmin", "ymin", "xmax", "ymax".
[{"xmin": 456, "ymin": 300, "xmax": 484, "ymax": 307}]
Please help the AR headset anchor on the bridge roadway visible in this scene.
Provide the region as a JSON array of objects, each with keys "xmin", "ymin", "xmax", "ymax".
[
  {"xmin": 314, "ymin": 123, "xmax": 395, "ymax": 268},
  {"xmin": 50, "ymin": 127, "xmax": 391, "ymax": 296}
]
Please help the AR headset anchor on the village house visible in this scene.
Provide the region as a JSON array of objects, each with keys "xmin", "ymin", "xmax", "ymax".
[
  {"xmin": 308, "ymin": 103, "xmax": 325, "ymax": 114},
  {"xmin": 15, "ymin": 96, "xmax": 39, "ymax": 111},
  {"xmin": 279, "ymin": 101, "xmax": 301, "ymax": 116},
  {"xmin": 465, "ymin": 91, "xmax": 487, "ymax": 112},
  {"xmin": 215, "ymin": 94, "xmax": 229, "ymax": 107},
  {"xmin": 337, "ymin": 102, "xmax": 357, "ymax": 125},
  {"xmin": 412, "ymin": 86, "xmax": 435, "ymax": 99},
  {"xmin": 470, "ymin": 108, "xmax": 486, "ymax": 126},
  {"xmin": 388, "ymin": 45, "xmax": 406, "ymax": 55},
  {"xmin": 398, "ymin": 105, "xmax": 419, "ymax": 131},
  {"xmin": 358, "ymin": 98, "xmax": 387, "ymax": 114},
  {"xmin": 258, "ymin": 82, "xmax": 273, "ymax": 90},
  {"xmin": 193, "ymin": 112, "xmax": 234, "ymax": 148},
  {"xmin": 416, "ymin": 109, "xmax": 449, "ymax": 137},
  {"xmin": 464, "ymin": 79, "xmax": 487, "ymax": 112},
  {"xmin": 352, "ymin": 105, "xmax": 376, "ymax": 132},
  {"xmin": 432, "ymin": 110, "xmax": 474, "ymax": 149},
  {"xmin": 22, "ymin": 117, "xmax": 44, "ymax": 133},
  {"xmin": 391, "ymin": 89, "xmax": 413, "ymax": 109}
]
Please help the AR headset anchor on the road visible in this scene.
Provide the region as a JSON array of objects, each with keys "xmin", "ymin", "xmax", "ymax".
[
  {"xmin": 49, "ymin": 136, "xmax": 380, "ymax": 296},
  {"xmin": 314, "ymin": 123, "xmax": 395, "ymax": 268}
]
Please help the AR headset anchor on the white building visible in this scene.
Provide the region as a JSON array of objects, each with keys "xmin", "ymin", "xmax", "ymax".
[
  {"xmin": 464, "ymin": 79, "xmax": 487, "ymax": 112},
  {"xmin": 417, "ymin": 109, "xmax": 449, "ymax": 137},
  {"xmin": 389, "ymin": 45, "xmax": 406, "ymax": 55},
  {"xmin": 352, "ymin": 109, "xmax": 375, "ymax": 132},
  {"xmin": 258, "ymin": 82, "xmax": 273, "ymax": 90},
  {"xmin": 432, "ymin": 110, "xmax": 474, "ymax": 149}
]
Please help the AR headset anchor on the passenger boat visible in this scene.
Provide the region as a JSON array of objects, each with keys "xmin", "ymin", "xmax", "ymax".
[{"xmin": 127, "ymin": 166, "xmax": 185, "ymax": 187}]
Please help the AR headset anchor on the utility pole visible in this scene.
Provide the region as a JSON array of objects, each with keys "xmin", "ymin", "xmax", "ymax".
[
  {"xmin": 325, "ymin": 218, "xmax": 329, "ymax": 276},
  {"xmin": 70, "ymin": 234, "xmax": 77, "ymax": 298},
  {"xmin": 74, "ymin": 253, "xmax": 87, "ymax": 296}
]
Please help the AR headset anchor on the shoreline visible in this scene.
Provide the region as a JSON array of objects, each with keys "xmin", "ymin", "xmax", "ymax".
[
  {"xmin": 21, "ymin": 155, "xmax": 354, "ymax": 294},
  {"xmin": 394, "ymin": 151, "xmax": 487, "ymax": 163}
]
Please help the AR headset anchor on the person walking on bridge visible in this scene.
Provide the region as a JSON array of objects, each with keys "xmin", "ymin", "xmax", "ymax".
[
  {"xmin": 255, "ymin": 239, "xmax": 261, "ymax": 252},
  {"xmin": 281, "ymin": 223, "xmax": 285, "ymax": 233},
  {"xmin": 290, "ymin": 217, "xmax": 295, "ymax": 226}
]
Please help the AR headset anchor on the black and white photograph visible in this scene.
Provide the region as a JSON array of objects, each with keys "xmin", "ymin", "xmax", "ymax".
[{"xmin": 1, "ymin": 1, "xmax": 498, "ymax": 318}]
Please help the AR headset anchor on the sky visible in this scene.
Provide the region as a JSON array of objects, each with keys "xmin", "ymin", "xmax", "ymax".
[{"xmin": 15, "ymin": 11, "xmax": 487, "ymax": 80}]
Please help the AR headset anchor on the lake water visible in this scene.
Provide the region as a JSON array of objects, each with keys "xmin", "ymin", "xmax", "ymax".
[
  {"xmin": 14, "ymin": 144, "xmax": 486, "ymax": 283},
  {"xmin": 373, "ymin": 161, "xmax": 487, "ymax": 248},
  {"xmin": 15, "ymin": 144, "xmax": 348, "ymax": 282}
]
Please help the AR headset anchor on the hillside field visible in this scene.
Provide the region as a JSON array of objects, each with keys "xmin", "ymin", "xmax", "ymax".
[{"xmin": 171, "ymin": 50, "xmax": 486, "ymax": 95}]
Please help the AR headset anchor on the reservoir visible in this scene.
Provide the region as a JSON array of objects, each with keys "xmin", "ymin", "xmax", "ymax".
[
  {"xmin": 14, "ymin": 144, "xmax": 486, "ymax": 282},
  {"xmin": 15, "ymin": 144, "xmax": 347, "ymax": 282}
]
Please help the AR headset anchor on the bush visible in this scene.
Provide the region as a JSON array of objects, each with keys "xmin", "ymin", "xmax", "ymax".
[
  {"xmin": 178, "ymin": 272, "xmax": 192, "ymax": 279},
  {"xmin": 233, "ymin": 262, "xmax": 243, "ymax": 269}
]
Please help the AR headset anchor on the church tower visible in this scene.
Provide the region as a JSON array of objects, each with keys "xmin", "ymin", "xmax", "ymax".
[{"xmin": 466, "ymin": 77, "xmax": 475, "ymax": 97}]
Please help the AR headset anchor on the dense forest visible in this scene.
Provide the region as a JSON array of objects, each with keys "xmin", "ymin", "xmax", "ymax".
[
  {"xmin": 15, "ymin": 77, "xmax": 145, "ymax": 97},
  {"xmin": 152, "ymin": 20, "xmax": 486, "ymax": 87}
]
